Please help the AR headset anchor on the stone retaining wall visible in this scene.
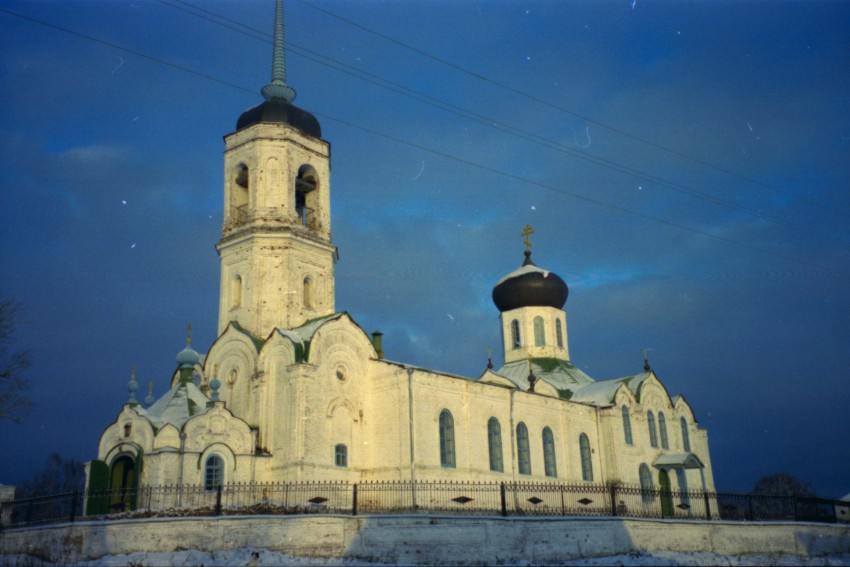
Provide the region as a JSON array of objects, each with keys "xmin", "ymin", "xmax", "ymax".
[{"xmin": 1, "ymin": 515, "xmax": 848, "ymax": 565}]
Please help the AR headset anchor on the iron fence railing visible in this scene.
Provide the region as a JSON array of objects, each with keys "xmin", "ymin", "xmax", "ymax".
[{"xmin": 1, "ymin": 480, "xmax": 846, "ymax": 530}]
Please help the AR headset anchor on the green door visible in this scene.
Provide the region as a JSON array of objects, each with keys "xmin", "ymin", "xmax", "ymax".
[
  {"xmin": 109, "ymin": 455, "xmax": 138, "ymax": 512},
  {"xmin": 85, "ymin": 460, "xmax": 110, "ymax": 516},
  {"xmin": 659, "ymin": 469, "xmax": 674, "ymax": 517}
]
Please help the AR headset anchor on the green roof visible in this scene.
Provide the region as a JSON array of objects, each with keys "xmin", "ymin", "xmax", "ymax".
[{"xmin": 494, "ymin": 357, "xmax": 595, "ymax": 391}]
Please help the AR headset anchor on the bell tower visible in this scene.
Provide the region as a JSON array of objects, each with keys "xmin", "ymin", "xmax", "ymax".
[{"xmin": 217, "ymin": 0, "xmax": 336, "ymax": 337}]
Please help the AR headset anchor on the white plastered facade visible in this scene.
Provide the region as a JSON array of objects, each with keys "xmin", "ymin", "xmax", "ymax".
[{"xmin": 92, "ymin": 93, "xmax": 715, "ymax": 504}]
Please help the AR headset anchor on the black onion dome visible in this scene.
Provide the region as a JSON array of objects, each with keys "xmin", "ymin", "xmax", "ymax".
[
  {"xmin": 492, "ymin": 251, "xmax": 569, "ymax": 312},
  {"xmin": 236, "ymin": 98, "xmax": 322, "ymax": 138}
]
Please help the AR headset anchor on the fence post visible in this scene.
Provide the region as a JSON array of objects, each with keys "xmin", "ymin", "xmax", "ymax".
[
  {"xmin": 609, "ymin": 484, "xmax": 618, "ymax": 517},
  {"xmin": 500, "ymin": 482, "xmax": 507, "ymax": 517},
  {"xmin": 703, "ymin": 491, "xmax": 711, "ymax": 520},
  {"xmin": 793, "ymin": 495, "xmax": 798, "ymax": 521},
  {"xmin": 747, "ymin": 494, "xmax": 754, "ymax": 521},
  {"xmin": 352, "ymin": 483, "xmax": 358, "ymax": 516},
  {"xmin": 215, "ymin": 485, "xmax": 222, "ymax": 516},
  {"xmin": 70, "ymin": 491, "xmax": 79, "ymax": 523}
]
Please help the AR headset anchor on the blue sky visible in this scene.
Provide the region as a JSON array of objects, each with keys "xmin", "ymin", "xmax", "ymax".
[{"xmin": 1, "ymin": 0, "xmax": 848, "ymax": 498}]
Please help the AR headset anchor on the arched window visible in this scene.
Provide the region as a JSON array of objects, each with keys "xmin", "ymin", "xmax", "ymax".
[
  {"xmin": 542, "ymin": 427, "xmax": 557, "ymax": 478},
  {"xmin": 487, "ymin": 417, "xmax": 503, "ymax": 472},
  {"xmin": 676, "ymin": 468, "xmax": 689, "ymax": 506},
  {"xmin": 516, "ymin": 422, "xmax": 531, "ymax": 475},
  {"xmin": 680, "ymin": 417, "xmax": 691, "ymax": 452},
  {"xmin": 303, "ymin": 276, "xmax": 313, "ymax": 309},
  {"xmin": 579, "ymin": 433, "xmax": 593, "ymax": 481},
  {"xmin": 511, "ymin": 319, "xmax": 521, "ymax": 349},
  {"xmin": 439, "ymin": 410, "xmax": 456, "ymax": 468},
  {"xmin": 334, "ymin": 444, "xmax": 348, "ymax": 467},
  {"xmin": 658, "ymin": 412, "xmax": 669, "ymax": 449},
  {"xmin": 533, "ymin": 316, "xmax": 545, "ymax": 346},
  {"xmin": 555, "ymin": 319, "xmax": 564, "ymax": 348},
  {"xmin": 639, "ymin": 463, "xmax": 654, "ymax": 503},
  {"xmin": 647, "ymin": 411, "xmax": 658, "ymax": 448},
  {"xmin": 204, "ymin": 455, "xmax": 224, "ymax": 491},
  {"xmin": 622, "ymin": 406, "xmax": 633, "ymax": 445},
  {"xmin": 230, "ymin": 275, "xmax": 242, "ymax": 309}
]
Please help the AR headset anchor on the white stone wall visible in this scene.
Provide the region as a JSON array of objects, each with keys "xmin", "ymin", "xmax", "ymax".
[{"xmin": 2, "ymin": 515, "xmax": 847, "ymax": 565}]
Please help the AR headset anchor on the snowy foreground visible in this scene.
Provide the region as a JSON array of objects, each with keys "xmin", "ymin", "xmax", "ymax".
[{"xmin": 4, "ymin": 549, "xmax": 850, "ymax": 566}]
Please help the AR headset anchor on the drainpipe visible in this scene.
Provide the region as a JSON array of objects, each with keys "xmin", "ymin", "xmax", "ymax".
[
  {"xmin": 594, "ymin": 406, "xmax": 606, "ymax": 485},
  {"xmin": 178, "ymin": 432, "xmax": 187, "ymax": 507},
  {"xmin": 251, "ymin": 429, "xmax": 258, "ymax": 483},
  {"xmin": 407, "ymin": 367, "xmax": 417, "ymax": 508},
  {"xmin": 509, "ymin": 389, "xmax": 517, "ymax": 481},
  {"xmin": 699, "ymin": 467, "xmax": 710, "ymax": 519},
  {"xmin": 371, "ymin": 332, "xmax": 384, "ymax": 359}
]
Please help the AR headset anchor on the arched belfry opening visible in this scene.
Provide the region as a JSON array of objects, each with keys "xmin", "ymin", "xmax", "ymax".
[
  {"xmin": 295, "ymin": 164, "xmax": 318, "ymax": 227},
  {"xmin": 232, "ymin": 163, "xmax": 249, "ymax": 225}
]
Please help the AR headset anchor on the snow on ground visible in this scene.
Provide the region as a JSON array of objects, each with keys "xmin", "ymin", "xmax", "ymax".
[{"xmin": 3, "ymin": 549, "xmax": 850, "ymax": 566}]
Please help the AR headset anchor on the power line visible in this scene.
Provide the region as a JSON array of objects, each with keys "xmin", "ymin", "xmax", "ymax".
[
  {"xmin": 153, "ymin": 0, "xmax": 849, "ymax": 247},
  {"xmin": 0, "ymin": 7, "xmax": 256, "ymax": 97},
  {"xmin": 315, "ymin": 110, "xmax": 850, "ymax": 280},
  {"xmin": 295, "ymin": 0, "xmax": 843, "ymax": 219},
  {"xmin": 1, "ymin": 6, "xmax": 846, "ymax": 279},
  {"xmin": 286, "ymin": 46, "xmax": 848, "ymax": 247}
]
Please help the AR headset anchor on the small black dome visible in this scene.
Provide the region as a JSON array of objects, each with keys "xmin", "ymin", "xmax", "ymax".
[
  {"xmin": 236, "ymin": 98, "xmax": 322, "ymax": 138},
  {"xmin": 492, "ymin": 251, "xmax": 569, "ymax": 312}
]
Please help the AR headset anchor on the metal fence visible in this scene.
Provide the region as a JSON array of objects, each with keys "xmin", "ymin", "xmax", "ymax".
[{"xmin": 1, "ymin": 480, "xmax": 846, "ymax": 530}]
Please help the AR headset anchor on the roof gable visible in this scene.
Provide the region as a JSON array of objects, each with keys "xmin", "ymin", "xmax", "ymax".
[{"xmin": 145, "ymin": 382, "xmax": 210, "ymax": 430}]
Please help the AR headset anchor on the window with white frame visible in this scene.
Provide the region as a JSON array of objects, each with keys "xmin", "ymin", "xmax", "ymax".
[
  {"xmin": 488, "ymin": 417, "xmax": 504, "ymax": 473},
  {"xmin": 334, "ymin": 444, "xmax": 348, "ymax": 467},
  {"xmin": 639, "ymin": 463, "xmax": 654, "ymax": 503},
  {"xmin": 533, "ymin": 316, "xmax": 545, "ymax": 346},
  {"xmin": 204, "ymin": 454, "xmax": 224, "ymax": 491},
  {"xmin": 517, "ymin": 422, "xmax": 531, "ymax": 475},
  {"xmin": 579, "ymin": 433, "xmax": 593, "ymax": 481},
  {"xmin": 622, "ymin": 405, "xmax": 633, "ymax": 445},
  {"xmin": 511, "ymin": 319, "xmax": 521, "ymax": 349},
  {"xmin": 439, "ymin": 410, "xmax": 456, "ymax": 468},
  {"xmin": 658, "ymin": 412, "xmax": 669, "ymax": 449},
  {"xmin": 647, "ymin": 411, "xmax": 658, "ymax": 448},
  {"xmin": 542, "ymin": 427, "xmax": 557, "ymax": 477}
]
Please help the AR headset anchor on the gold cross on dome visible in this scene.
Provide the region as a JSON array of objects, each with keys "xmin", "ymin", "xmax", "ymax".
[{"xmin": 521, "ymin": 224, "xmax": 535, "ymax": 252}]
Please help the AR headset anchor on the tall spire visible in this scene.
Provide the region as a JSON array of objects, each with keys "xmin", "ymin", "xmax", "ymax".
[{"xmin": 261, "ymin": 0, "xmax": 297, "ymax": 103}]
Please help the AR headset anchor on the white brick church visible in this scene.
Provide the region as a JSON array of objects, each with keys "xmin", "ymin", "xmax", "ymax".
[{"xmin": 87, "ymin": 0, "xmax": 715, "ymax": 512}]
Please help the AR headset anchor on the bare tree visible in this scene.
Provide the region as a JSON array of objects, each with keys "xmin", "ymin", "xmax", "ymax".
[
  {"xmin": 0, "ymin": 297, "xmax": 33, "ymax": 423},
  {"xmin": 752, "ymin": 473, "xmax": 816, "ymax": 498},
  {"xmin": 15, "ymin": 453, "xmax": 86, "ymax": 498},
  {"xmin": 749, "ymin": 473, "xmax": 816, "ymax": 519}
]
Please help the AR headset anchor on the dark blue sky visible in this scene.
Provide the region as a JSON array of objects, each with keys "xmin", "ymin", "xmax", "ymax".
[{"xmin": 1, "ymin": 0, "xmax": 848, "ymax": 498}]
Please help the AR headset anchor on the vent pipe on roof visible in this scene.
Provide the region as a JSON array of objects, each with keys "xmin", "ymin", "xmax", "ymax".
[{"xmin": 371, "ymin": 331, "xmax": 384, "ymax": 359}]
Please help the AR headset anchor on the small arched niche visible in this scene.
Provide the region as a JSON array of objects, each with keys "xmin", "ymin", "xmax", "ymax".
[
  {"xmin": 303, "ymin": 275, "xmax": 314, "ymax": 310},
  {"xmin": 230, "ymin": 275, "xmax": 242, "ymax": 309}
]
